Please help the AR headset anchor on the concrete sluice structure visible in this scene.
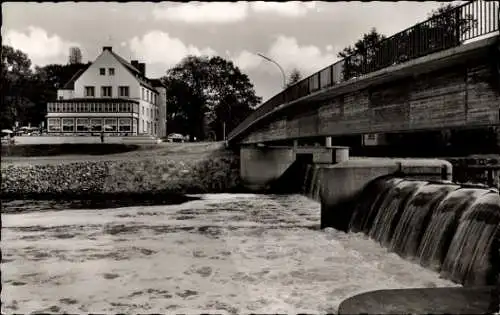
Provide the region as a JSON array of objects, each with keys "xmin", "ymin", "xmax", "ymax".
[
  {"xmin": 240, "ymin": 145, "xmax": 500, "ymax": 314},
  {"xmin": 308, "ymin": 167, "xmax": 500, "ymax": 314}
]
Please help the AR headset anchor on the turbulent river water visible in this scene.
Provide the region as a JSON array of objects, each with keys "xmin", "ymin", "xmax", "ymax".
[{"xmin": 1, "ymin": 194, "xmax": 458, "ymax": 314}]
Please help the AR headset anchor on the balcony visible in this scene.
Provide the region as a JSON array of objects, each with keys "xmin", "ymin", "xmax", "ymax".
[
  {"xmin": 47, "ymin": 98, "xmax": 139, "ymax": 114},
  {"xmin": 46, "ymin": 98, "xmax": 140, "ymax": 134}
]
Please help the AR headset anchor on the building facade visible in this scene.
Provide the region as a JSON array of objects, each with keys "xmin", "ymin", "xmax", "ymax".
[
  {"xmin": 69, "ymin": 47, "xmax": 82, "ymax": 64},
  {"xmin": 47, "ymin": 46, "xmax": 167, "ymax": 137}
]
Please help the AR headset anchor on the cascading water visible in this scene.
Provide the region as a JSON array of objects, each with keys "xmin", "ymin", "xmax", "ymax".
[
  {"xmin": 417, "ymin": 188, "xmax": 491, "ymax": 272},
  {"xmin": 302, "ymin": 164, "xmax": 313, "ymax": 196},
  {"xmin": 302, "ymin": 167, "xmax": 500, "ymax": 286},
  {"xmin": 389, "ymin": 183, "xmax": 461, "ymax": 259},
  {"xmin": 368, "ymin": 180, "xmax": 428, "ymax": 248},
  {"xmin": 440, "ymin": 192, "xmax": 500, "ymax": 286},
  {"xmin": 349, "ymin": 177, "xmax": 405, "ymax": 234}
]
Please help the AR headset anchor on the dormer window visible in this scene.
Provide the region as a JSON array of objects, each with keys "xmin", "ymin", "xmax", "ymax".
[
  {"xmin": 99, "ymin": 68, "xmax": 105, "ymax": 75},
  {"xmin": 109, "ymin": 68, "xmax": 115, "ymax": 75}
]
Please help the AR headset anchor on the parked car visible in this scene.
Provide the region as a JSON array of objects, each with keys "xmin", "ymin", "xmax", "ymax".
[{"xmin": 167, "ymin": 133, "xmax": 185, "ymax": 143}]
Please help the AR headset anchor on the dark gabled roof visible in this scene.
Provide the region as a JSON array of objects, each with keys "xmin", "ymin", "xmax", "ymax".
[
  {"xmin": 109, "ymin": 51, "xmax": 157, "ymax": 92},
  {"xmin": 61, "ymin": 68, "xmax": 88, "ymax": 89},
  {"xmin": 60, "ymin": 49, "xmax": 160, "ymax": 92},
  {"xmin": 150, "ymin": 78, "xmax": 166, "ymax": 88}
]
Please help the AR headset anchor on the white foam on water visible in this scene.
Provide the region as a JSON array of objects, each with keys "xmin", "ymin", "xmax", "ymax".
[{"xmin": 1, "ymin": 194, "xmax": 458, "ymax": 314}]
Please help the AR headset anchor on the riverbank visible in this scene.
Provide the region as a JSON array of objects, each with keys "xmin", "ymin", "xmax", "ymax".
[{"xmin": 1, "ymin": 143, "xmax": 243, "ymax": 198}]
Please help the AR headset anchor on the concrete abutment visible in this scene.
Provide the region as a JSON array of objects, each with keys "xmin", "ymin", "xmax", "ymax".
[{"xmin": 240, "ymin": 144, "xmax": 452, "ymax": 229}]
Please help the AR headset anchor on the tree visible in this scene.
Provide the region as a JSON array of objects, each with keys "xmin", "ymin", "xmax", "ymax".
[
  {"xmin": 1, "ymin": 45, "xmax": 33, "ymax": 129},
  {"xmin": 337, "ymin": 28, "xmax": 386, "ymax": 80},
  {"xmin": 286, "ymin": 68, "xmax": 302, "ymax": 87},
  {"xmin": 27, "ymin": 62, "xmax": 90, "ymax": 125},
  {"xmin": 162, "ymin": 55, "xmax": 260, "ymax": 141},
  {"xmin": 337, "ymin": 3, "xmax": 477, "ymax": 81}
]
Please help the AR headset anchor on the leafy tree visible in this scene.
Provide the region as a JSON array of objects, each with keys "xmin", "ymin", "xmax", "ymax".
[
  {"xmin": 27, "ymin": 62, "xmax": 90, "ymax": 125},
  {"xmin": 286, "ymin": 68, "xmax": 302, "ymax": 87},
  {"xmin": 337, "ymin": 3, "xmax": 477, "ymax": 81},
  {"xmin": 162, "ymin": 55, "xmax": 260, "ymax": 141},
  {"xmin": 337, "ymin": 28, "xmax": 386, "ymax": 80},
  {"xmin": 1, "ymin": 45, "xmax": 33, "ymax": 129}
]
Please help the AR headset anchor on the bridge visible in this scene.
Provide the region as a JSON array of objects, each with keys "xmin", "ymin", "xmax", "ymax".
[
  {"xmin": 226, "ymin": 3, "xmax": 500, "ymax": 313},
  {"xmin": 229, "ymin": 0, "xmax": 499, "ymax": 149}
]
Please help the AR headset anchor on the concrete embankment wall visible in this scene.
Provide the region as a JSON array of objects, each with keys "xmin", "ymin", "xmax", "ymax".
[{"xmin": 1, "ymin": 149, "xmax": 241, "ymax": 198}]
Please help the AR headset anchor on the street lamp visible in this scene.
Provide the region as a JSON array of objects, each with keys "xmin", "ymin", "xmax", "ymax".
[{"xmin": 256, "ymin": 53, "xmax": 287, "ymax": 89}]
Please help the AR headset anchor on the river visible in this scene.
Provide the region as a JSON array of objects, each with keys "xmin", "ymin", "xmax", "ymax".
[{"xmin": 1, "ymin": 194, "xmax": 458, "ymax": 314}]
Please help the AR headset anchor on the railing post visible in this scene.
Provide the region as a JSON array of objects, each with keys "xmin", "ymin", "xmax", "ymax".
[
  {"xmin": 330, "ymin": 65, "xmax": 334, "ymax": 86},
  {"xmin": 455, "ymin": 8, "xmax": 461, "ymax": 46}
]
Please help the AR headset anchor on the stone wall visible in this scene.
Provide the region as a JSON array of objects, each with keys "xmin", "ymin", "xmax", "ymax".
[{"xmin": 1, "ymin": 151, "xmax": 241, "ymax": 197}]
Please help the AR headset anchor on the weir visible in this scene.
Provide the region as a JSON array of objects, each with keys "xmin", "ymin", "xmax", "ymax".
[
  {"xmin": 240, "ymin": 143, "xmax": 500, "ymax": 313},
  {"xmin": 301, "ymin": 164, "xmax": 500, "ymax": 314}
]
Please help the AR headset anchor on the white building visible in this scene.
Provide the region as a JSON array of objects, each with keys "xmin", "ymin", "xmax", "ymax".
[{"xmin": 47, "ymin": 46, "xmax": 167, "ymax": 138}]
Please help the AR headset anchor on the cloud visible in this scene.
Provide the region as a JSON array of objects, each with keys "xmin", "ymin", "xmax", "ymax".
[
  {"xmin": 153, "ymin": 2, "xmax": 249, "ymax": 24},
  {"xmin": 127, "ymin": 30, "xmax": 217, "ymax": 75},
  {"xmin": 4, "ymin": 26, "xmax": 80, "ymax": 67},
  {"xmin": 251, "ymin": 1, "xmax": 318, "ymax": 17},
  {"xmin": 230, "ymin": 50, "xmax": 263, "ymax": 71},
  {"xmin": 152, "ymin": 1, "xmax": 318, "ymax": 23},
  {"xmin": 232, "ymin": 35, "xmax": 337, "ymax": 76},
  {"xmin": 267, "ymin": 35, "xmax": 337, "ymax": 74}
]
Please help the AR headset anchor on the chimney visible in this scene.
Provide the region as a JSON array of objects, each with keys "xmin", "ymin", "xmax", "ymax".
[
  {"xmin": 138, "ymin": 63, "xmax": 146, "ymax": 76},
  {"xmin": 103, "ymin": 46, "xmax": 112, "ymax": 52}
]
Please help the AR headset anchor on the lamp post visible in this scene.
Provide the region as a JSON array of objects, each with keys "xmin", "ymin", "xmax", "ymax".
[{"xmin": 257, "ymin": 53, "xmax": 287, "ymax": 89}]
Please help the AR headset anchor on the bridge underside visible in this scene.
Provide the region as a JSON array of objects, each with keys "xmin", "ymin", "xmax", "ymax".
[{"xmin": 232, "ymin": 37, "xmax": 500, "ymax": 146}]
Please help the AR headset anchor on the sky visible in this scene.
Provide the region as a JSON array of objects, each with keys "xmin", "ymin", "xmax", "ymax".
[{"xmin": 2, "ymin": 1, "xmax": 459, "ymax": 102}]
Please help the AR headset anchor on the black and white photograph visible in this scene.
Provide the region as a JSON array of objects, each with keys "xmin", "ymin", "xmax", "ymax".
[{"xmin": 1, "ymin": 0, "xmax": 500, "ymax": 314}]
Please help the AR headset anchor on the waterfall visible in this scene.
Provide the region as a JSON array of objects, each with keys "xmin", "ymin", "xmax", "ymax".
[
  {"xmin": 368, "ymin": 180, "xmax": 428, "ymax": 248},
  {"xmin": 336, "ymin": 175, "xmax": 500, "ymax": 286},
  {"xmin": 349, "ymin": 177, "xmax": 404, "ymax": 233},
  {"xmin": 302, "ymin": 164, "xmax": 313, "ymax": 195},
  {"xmin": 389, "ymin": 183, "xmax": 460, "ymax": 259},
  {"xmin": 440, "ymin": 192, "xmax": 500, "ymax": 286},
  {"xmin": 417, "ymin": 188, "xmax": 490, "ymax": 272}
]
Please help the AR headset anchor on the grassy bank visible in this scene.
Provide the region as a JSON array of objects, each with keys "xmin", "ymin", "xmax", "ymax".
[{"xmin": 1, "ymin": 143, "xmax": 243, "ymax": 198}]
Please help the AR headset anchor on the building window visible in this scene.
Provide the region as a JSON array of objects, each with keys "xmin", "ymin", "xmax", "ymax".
[
  {"xmin": 76, "ymin": 118, "xmax": 90, "ymax": 132},
  {"xmin": 99, "ymin": 68, "xmax": 105, "ymax": 75},
  {"xmin": 59, "ymin": 96, "xmax": 64, "ymax": 100},
  {"xmin": 62, "ymin": 118, "xmax": 74, "ymax": 132},
  {"xmin": 141, "ymin": 88, "xmax": 145, "ymax": 100},
  {"xmin": 91, "ymin": 119, "xmax": 102, "ymax": 132},
  {"xmin": 109, "ymin": 68, "xmax": 115, "ymax": 76},
  {"xmin": 119, "ymin": 86, "xmax": 129, "ymax": 97},
  {"xmin": 85, "ymin": 86, "xmax": 95, "ymax": 97},
  {"xmin": 104, "ymin": 118, "xmax": 117, "ymax": 132},
  {"xmin": 48, "ymin": 118, "xmax": 61, "ymax": 132},
  {"xmin": 118, "ymin": 118, "xmax": 132, "ymax": 132},
  {"xmin": 153, "ymin": 94, "xmax": 157, "ymax": 105},
  {"xmin": 101, "ymin": 86, "xmax": 112, "ymax": 97}
]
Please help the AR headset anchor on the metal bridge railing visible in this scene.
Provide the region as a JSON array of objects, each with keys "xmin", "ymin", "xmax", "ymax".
[{"xmin": 228, "ymin": 0, "xmax": 499, "ymax": 141}]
